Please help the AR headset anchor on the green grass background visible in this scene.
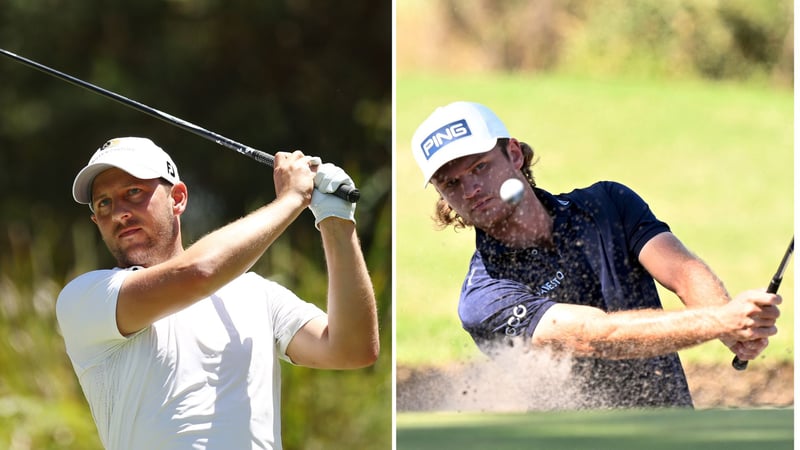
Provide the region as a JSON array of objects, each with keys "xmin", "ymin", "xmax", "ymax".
[
  {"xmin": 395, "ymin": 72, "xmax": 793, "ymax": 366},
  {"xmin": 396, "ymin": 409, "xmax": 793, "ymax": 450}
]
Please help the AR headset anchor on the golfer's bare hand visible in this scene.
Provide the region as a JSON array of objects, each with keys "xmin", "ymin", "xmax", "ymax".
[
  {"xmin": 273, "ymin": 151, "xmax": 316, "ymax": 206},
  {"xmin": 719, "ymin": 289, "xmax": 781, "ymax": 359},
  {"xmin": 727, "ymin": 337, "xmax": 770, "ymax": 362}
]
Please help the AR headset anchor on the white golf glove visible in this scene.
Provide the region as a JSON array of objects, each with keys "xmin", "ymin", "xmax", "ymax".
[{"xmin": 309, "ymin": 162, "xmax": 356, "ymax": 229}]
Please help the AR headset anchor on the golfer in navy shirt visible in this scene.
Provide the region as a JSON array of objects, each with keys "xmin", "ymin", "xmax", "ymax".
[{"xmin": 410, "ymin": 101, "xmax": 781, "ymax": 408}]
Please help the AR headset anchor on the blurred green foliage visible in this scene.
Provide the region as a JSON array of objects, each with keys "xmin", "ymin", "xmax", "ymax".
[
  {"xmin": 556, "ymin": 0, "xmax": 793, "ymax": 83},
  {"xmin": 0, "ymin": 0, "xmax": 391, "ymax": 449},
  {"xmin": 403, "ymin": 0, "xmax": 792, "ymax": 86}
]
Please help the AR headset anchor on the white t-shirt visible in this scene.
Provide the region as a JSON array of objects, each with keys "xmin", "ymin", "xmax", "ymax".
[{"xmin": 56, "ymin": 268, "xmax": 325, "ymax": 450}]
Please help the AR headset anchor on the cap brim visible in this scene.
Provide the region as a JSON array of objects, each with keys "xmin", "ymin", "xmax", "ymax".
[
  {"xmin": 72, "ymin": 161, "xmax": 165, "ymax": 204},
  {"xmin": 421, "ymin": 135, "xmax": 499, "ymax": 187}
]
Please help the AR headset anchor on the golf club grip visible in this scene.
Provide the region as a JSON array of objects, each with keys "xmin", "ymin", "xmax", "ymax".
[
  {"xmin": 245, "ymin": 148, "xmax": 360, "ymax": 203},
  {"xmin": 766, "ymin": 278, "xmax": 782, "ymax": 295},
  {"xmin": 334, "ymin": 185, "xmax": 361, "ymax": 203},
  {"xmin": 731, "ymin": 238, "xmax": 793, "ymax": 371},
  {"xmin": 731, "ymin": 356, "xmax": 749, "ymax": 371},
  {"xmin": 731, "ymin": 277, "xmax": 782, "ymax": 371}
]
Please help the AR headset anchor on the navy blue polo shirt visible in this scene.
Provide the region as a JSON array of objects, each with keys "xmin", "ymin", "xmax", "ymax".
[{"xmin": 459, "ymin": 181, "xmax": 693, "ymax": 408}]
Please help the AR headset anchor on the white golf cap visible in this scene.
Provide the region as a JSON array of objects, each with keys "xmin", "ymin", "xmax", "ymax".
[
  {"xmin": 411, "ymin": 101, "xmax": 509, "ymax": 186},
  {"xmin": 72, "ymin": 137, "xmax": 180, "ymax": 205}
]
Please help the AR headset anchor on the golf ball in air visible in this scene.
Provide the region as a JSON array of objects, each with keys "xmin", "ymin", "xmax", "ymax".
[{"xmin": 500, "ymin": 178, "xmax": 525, "ymax": 205}]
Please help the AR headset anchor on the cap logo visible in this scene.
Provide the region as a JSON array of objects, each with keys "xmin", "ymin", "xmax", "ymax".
[
  {"xmin": 420, "ymin": 119, "xmax": 471, "ymax": 160},
  {"xmin": 166, "ymin": 161, "xmax": 175, "ymax": 178}
]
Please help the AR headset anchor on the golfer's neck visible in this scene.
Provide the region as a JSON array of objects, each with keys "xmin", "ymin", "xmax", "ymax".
[{"xmin": 489, "ymin": 197, "xmax": 553, "ymax": 249}]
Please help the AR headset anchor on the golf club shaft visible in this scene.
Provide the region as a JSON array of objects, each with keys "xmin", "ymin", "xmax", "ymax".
[
  {"xmin": 0, "ymin": 48, "xmax": 359, "ymax": 203},
  {"xmin": 732, "ymin": 237, "xmax": 793, "ymax": 370}
]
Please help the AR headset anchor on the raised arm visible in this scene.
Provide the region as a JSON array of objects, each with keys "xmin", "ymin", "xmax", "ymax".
[
  {"xmin": 115, "ymin": 151, "xmax": 316, "ymax": 335},
  {"xmin": 285, "ymin": 163, "xmax": 379, "ymax": 369},
  {"xmin": 285, "ymin": 218, "xmax": 379, "ymax": 369}
]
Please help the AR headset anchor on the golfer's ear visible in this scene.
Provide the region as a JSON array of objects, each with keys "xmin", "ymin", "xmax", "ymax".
[
  {"xmin": 170, "ymin": 182, "xmax": 188, "ymax": 215},
  {"xmin": 507, "ymin": 138, "xmax": 525, "ymax": 169}
]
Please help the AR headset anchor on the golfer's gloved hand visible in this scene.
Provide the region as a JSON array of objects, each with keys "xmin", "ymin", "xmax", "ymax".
[{"xmin": 309, "ymin": 162, "xmax": 356, "ymax": 229}]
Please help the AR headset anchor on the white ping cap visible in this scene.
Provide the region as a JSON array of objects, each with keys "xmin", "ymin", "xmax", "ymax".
[
  {"xmin": 411, "ymin": 101, "xmax": 509, "ymax": 186},
  {"xmin": 72, "ymin": 137, "xmax": 180, "ymax": 205}
]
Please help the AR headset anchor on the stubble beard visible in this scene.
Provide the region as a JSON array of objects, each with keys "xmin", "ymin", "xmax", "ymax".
[
  {"xmin": 472, "ymin": 202, "xmax": 516, "ymax": 236},
  {"xmin": 107, "ymin": 214, "xmax": 180, "ymax": 269}
]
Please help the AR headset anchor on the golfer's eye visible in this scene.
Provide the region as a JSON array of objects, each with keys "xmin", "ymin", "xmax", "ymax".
[
  {"xmin": 444, "ymin": 178, "xmax": 459, "ymax": 189},
  {"xmin": 94, "ymin": 198, "xmax": 111, "ymax": 213}
]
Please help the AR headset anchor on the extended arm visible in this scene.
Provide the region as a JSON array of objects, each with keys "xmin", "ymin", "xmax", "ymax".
[
  {"xmin": 530, "ymin": 232, "xmax": 781, "ymax": 360},
  {"xmin": 531, "ymin": 290, "xmax": 780, "ymax": 359}
]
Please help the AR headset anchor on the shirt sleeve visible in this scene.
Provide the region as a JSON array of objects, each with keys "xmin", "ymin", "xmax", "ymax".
[
  {"xmin": 56, "ymin": 269, "xmax": 132, "ymax": 374},
  {"xmin": 600, "ymin": 181, "xmax": 670, "ymax": 256},
  {"xmin": 256, "ymin": 274, "xmax": 326, "ymax": 363},
  {"xmin": 459, "ymin": 252, "xmax": 556, "ymax": 353}
]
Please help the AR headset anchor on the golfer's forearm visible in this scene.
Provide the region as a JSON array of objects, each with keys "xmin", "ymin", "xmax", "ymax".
[
  {"xmin": 536, "ymin": 307, "xmax": 726, "ymax": 360},
  {"xmin": 584, "ymin": 308, "xmax": 727, "ymax": 359},
  {"xmin": 318, "ymin": 218, "xmax": 379, "ymax": 367},
  {"xmin": 175, "ymin": 193, "xmax": 306, "ymax": 295}
]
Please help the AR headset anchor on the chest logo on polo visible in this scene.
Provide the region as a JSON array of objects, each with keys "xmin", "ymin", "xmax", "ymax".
[{"xmin": 535, "ymin": 270, "xmax": 565, "ymax": 296}]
